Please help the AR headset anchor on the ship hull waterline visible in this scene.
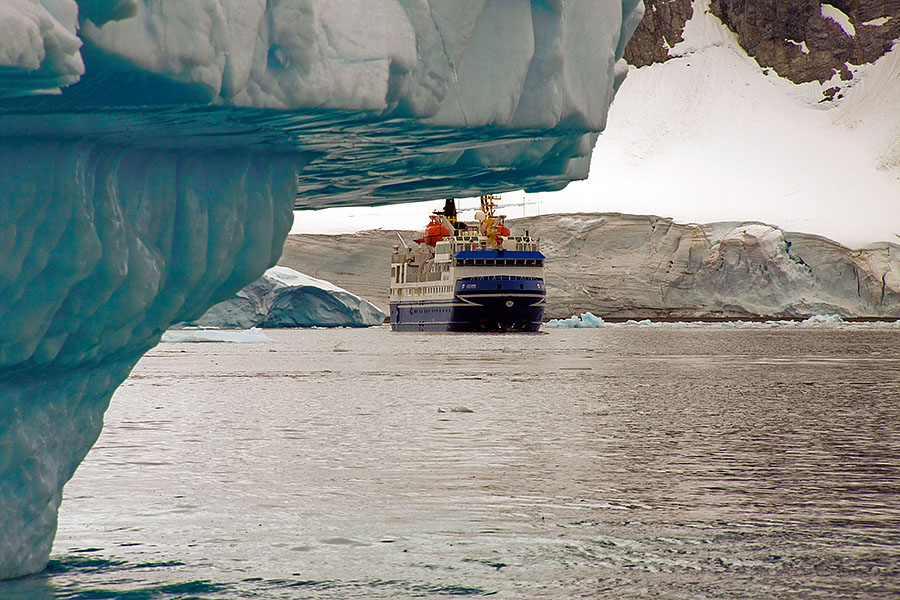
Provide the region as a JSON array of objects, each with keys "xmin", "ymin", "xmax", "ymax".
[{"xmin": 390, "ymin": 282, "xmax": 545, "ymax": 332}]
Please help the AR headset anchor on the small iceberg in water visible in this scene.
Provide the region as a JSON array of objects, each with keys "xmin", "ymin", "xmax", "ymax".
[
  {"xmin": 799, "ymin": 314, "xmax": 845, "ymax": 326},
  {"xmin": 544, "ymin": 312, "xmax": 609, "ymax": 328}
]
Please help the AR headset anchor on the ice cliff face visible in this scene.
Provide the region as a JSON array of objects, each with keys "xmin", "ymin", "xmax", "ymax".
[
  {"xmin": 0, "ymin": 0, "xmax": 642, "ymax": 580},
  {"xmin": 526, "ymin": 214, "xmax": 900, "ymax": 319},
  {"xmin": 278, "ymin": 215, "xmax": 900, "ymax": 320}
]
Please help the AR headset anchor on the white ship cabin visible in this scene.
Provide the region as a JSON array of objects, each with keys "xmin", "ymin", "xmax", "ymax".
[
  {"xmin": 390, "ymin": 196, "xmax": 544, "ymax": 302},
  {"xmin": 390, "ymin": 232, "xmax": 544, "ymax": 302}
]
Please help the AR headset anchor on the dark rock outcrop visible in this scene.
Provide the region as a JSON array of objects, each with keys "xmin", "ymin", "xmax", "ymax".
[
  {"xmin": 624, "ymin": 0, "xmax": 900, "ymax": 92},
  {"xmin": 623, "ymin": 0, "xmax": 694, "ymax": 67},
  {"xmin": 710, "ymin": 0, "xmax": 900, "ymax": 83}
]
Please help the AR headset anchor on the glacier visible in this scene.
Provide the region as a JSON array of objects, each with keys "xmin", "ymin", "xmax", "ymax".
[
  {"xmin": 184, "ymin": 266, "xmax": 386, "ymax": 328},
  {"xmin": 0, "ymin": 0, "xmax": 643, "ymax": 579}
]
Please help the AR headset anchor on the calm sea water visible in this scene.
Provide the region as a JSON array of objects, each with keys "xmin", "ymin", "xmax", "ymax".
[{"xmin": 3, "ymin": 324, "xmax": 900, "ymax": 599}]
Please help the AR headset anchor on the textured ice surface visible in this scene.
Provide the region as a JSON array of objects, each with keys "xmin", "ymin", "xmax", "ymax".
[
  {"xmin": 0, "ymin": 0, "xmax": 643, "ymax": 579},
  {"xmin": 0, "ymin": 142, "xmax": 296, "ymax": 579},
  {"xmin": 186, "ymin": 266, "xmax": 386, "ymax": 328}
]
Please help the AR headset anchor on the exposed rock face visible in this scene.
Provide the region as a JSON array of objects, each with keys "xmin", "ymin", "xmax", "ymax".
[
  {"xmin": 279, "ymin": 214, "xmax": 900, "ymax": 320},
  {"xmin": 710, "ymin": 0, "xmax": 900, "ymax": 83},
  {"xmin": 624, "ymin": 0, "xmax": 900, "ymax": 87},
  {"xmin": 624, "ymin": 0, "xmax": 694, "ymax": 67}
]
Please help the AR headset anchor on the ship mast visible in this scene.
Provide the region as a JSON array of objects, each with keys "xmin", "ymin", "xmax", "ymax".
[{"xmin": 479, "ymin": 194, "xmax": 503, "ymax": 248}]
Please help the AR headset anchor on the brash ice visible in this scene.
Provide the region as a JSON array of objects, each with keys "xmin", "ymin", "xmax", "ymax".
[{"xmin": 0, "ymin": 0, "xmax": 643, "ymax": 579}]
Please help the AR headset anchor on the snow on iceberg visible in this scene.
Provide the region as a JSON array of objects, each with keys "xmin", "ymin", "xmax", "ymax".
[
  {"xmin": 188, "ymin": 267, "xmax": 385, "ymax": 328},
  {"xmin": 0, "ymin": 0, "xmax": 642, "ymax": 580}
]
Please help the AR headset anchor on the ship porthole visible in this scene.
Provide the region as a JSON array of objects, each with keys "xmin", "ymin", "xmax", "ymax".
[{"xmin": 505, "ymin": 300, "xmax": 514, "ymax": 307}]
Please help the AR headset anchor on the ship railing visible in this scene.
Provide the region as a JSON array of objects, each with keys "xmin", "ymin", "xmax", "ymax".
[{"xmin": 403, "ymin": 271, "xmax": 445, "ymax": 283}]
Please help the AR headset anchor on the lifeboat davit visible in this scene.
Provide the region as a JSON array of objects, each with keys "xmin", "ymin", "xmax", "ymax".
[{"xmin": 424, "ymin": 218, "xmax": 450, "ymax": 246}]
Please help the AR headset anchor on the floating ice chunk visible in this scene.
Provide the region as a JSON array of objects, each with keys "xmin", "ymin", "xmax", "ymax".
[
  {"xmin": 161, "ymin": 327, "xmax": 273, "ymax": 343},
  {"xmin": 799, "ymin": 314, "xmax": 846, "ymax": 326},
  {"xmin": 544, "ymin": 312, "xmax": 609, "ymax": 328}
]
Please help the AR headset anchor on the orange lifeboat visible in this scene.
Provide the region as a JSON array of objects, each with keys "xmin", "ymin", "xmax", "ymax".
[
  {"xmin": 497, "ymin": 222, "xmax": 511, "ymax": 237},
  {"xmin": 424, "ymin": 217, "xmax": 450, "ymax": 246}
]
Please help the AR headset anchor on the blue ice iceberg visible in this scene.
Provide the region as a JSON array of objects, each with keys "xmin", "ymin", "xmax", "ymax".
[
  {"xmin": 187, "ymin": 267, "xmax": 385, "ymax": 328},
  {"xmin": 0, "ymin": 0, "xmax": 643, "ymax": 579},
  {"xmin": 545, "ymin": 312, "xmax": 611, "ymax": 328}
]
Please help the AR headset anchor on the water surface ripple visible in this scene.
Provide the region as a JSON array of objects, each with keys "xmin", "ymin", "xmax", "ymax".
[{"xmin": 4, "ymin": 326, "xmax": 898, "ymax": 599}]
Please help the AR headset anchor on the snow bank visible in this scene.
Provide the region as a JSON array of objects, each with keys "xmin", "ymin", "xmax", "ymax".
[
  {"xmin": 821, "ymin": 4, "xmax": 856, "ymax": 37},
  {"xmin": 189, "ymin": 266, "xmax": 386, "ymax": 328}
]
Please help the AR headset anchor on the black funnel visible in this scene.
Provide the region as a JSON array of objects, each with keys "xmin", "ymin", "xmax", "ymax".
[{"xmin": 442, "ymin": 198, "xmax": 457, "ymax": 221}]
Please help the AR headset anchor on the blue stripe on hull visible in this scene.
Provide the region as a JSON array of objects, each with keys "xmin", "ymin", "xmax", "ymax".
[
  {"xmin": 390, "ymin": 302, "xmax": 544, "ymax": 332},
  {"xmin": 390, "ymin": 277, "xmax": 545, "ymax": 332}
]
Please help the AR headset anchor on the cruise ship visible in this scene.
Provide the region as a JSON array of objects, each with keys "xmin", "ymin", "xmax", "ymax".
[{"xmin": 389, "ymin": 196, "xmax": 546, "ymax": 331}]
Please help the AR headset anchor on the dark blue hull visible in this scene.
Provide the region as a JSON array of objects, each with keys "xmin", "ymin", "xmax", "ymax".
[{"xmin": 390, "ymin": 276, "xmax": 545, "ymax": 332}]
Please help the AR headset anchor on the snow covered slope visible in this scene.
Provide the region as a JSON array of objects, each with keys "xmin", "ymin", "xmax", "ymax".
[
  {"xmin": 0, "ymin": 1, "xmax": 642, "ymax": 580},
  {"xmin": 521, "ymin": 0, "xmax": 900, "ymax": 248},
  {"xmin": 186, "ymin": 267, "xmax": 385, "ymax": 328}
]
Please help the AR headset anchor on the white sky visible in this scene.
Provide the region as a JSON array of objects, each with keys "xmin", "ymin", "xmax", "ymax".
[{"xmin": 292, "ymin": 2, "xmax": 900, "ymax": 249}]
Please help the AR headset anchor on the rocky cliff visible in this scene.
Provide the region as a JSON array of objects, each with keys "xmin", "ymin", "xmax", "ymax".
[
  {"xmin": 625, "ymin": 0, "xmax": 900, "ymax": 96},
  {"xmin": 279, "ymin": 214, "xmax": 900, "ymax": 321}
]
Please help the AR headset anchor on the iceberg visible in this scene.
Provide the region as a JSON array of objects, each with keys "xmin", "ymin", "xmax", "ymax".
[
  {"xmin": 799, "ymin": 314, "xmax": 845, "ymax": 326},
  {"xmin": 545, "ymin": 311, "xmax": 610, "ymax": 328},
  {"xmin": 186, "ymin": 266, "xmax": 385, "ymax": 328},
  {"xmin": 0, "ymin": 0, "xmax": 643, "ymax": 579}
]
